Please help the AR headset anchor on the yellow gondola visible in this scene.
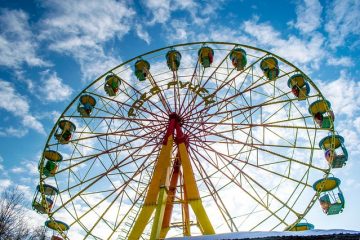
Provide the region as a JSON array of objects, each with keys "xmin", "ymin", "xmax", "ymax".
[
  {"xmin": 45, "ymin": 219, "xmax": 70, "ymax": 239},
  {"xmin": 198, "ymin": 46, "xmax": 214, "ymax": 68},
  {"xmin": 229, "ymin": 48, "xmax": 247, "ymax": 71},
  {"xmin": 77, "ymin": 95, "xmax": 96, "ymax": 117},
  {"xmin": 32, "ymin": 184, "xmax": 59, "ymax": 214},
  {"xmin": 319, "ymin": 135, "xmax": 348, "ymax": 168},
  {"xmin": 104, "ymin": 74, "xmax": 121, "ymax": 97},
  {"xmin": 41, "ymin": 150, "xmax": 63, "ymax": 177},
  {"xmin": 313, "ymin": 177, "xmax": 345, "ymax": 215},
  {"xmin": 260, "ymin": 56, "xmax": 279, "ymax": 80},
  {"xmin": 54, "ymin": 120, "xmax": 76, "ymax": 144},
  {"xmin": 286, "ymin": 222, "xmax": 314, "ymax": 231},
  {"xmin": 308, "ymin": 100, "xmax": 334, "ymax": 128},
  {"xmin": 166, "ymin": 49, "xmax": 181, "ymax": 71},
  {"xmin": 135, "ymin": 59, "xmax": 150, "ymax": 81},
  {"xmin": 287, "ymin": 74, "xmax": 310, "ymax": 100}
]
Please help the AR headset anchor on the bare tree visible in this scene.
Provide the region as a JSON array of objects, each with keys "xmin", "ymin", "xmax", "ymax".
[{"xmin": 0, "ymin": 187, "xmax": 49, "ymax": 240}]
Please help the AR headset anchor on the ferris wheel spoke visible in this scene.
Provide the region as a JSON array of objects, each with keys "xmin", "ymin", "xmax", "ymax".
[
  {"xmin": 188, "ymin": 146, "xmax": 239, "ymax": 232},
  {"xmin": 178, "ymin": 59, "xmax": 200, "ymax": 114},
  {"xmin": 180, "ymin": 46, "xmax": 236, "ymax": 117},
  {"xmin": 191, "ymin": 141, "xmax": 302, "ymax": 221},
  {"xmin": 53, "ymin": 138, "xmax": 160, "ymax": 217},
  {"xmin": 69, "ymin": 165, "xmax": 147, "ymax": 233},
  {"xmin": 182, "ymin": 52, "xmax": 269, "ymax": 120},
  {"xmin": 183, "ymin": 68, "xmax": 298, "ymax": 122},
  {"xmin": 115, "ymin": 74, "xmax": 169, "ymax": 116},
  {"xmin": 109, "ymin": 182, "xmax": 149, "ymax": 239},
  {"xmin": 187, "ymin": 144, "xmax": 292, "ymax": 228},
  {"xmin": 189, "ymin": 138, "xmax": 311, "ymax": 188},
  {"xmin": 94, "ymin": 90, "xmax": 166, "ymax": 126},
  {"xmin": 146, "ymin": 71, "xmax": 173, "ymax": 113},
  {"xmin": 52, "ymin": 152, "xmax": 157, "ymax": 223},
  {"xmin": 64, "ymin": 115, "xmax": 167, "ymax": 124},
  {"xmin": 47, "ymin": 121, "xmax": 165, "ymax": 148},
  {"xmin": 190, "ymin": 124, "xmax": 323, "ymax": 171},
  {"xmin": 183, "ymin": 98, "xmax": 314, "ymax": 145},
  {"xmin": 58, "ymin": 139, "xmax": 158, "ymax": 184},
  {"xmin": 90, "ymin": 91, "xmax": 166, "ymax": 120},
  {"xmin": 184, "ymin": 120, "xmax": 317, "ymax": 152},
  {"xmin": 184, "ymin": 84, "xmax": 296, "ymax": 124}
]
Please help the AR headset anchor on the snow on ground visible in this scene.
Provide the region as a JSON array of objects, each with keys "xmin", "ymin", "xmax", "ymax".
[{"xmin": 168, "ymin": 230, "xmax": 360, "ymax": 240}]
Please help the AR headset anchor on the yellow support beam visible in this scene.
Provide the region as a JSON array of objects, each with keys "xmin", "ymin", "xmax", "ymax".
[
  {"xmin": 128, "ymin": 135, "xmax": 174, "ymax": 240},
  {"xmin": 150, "ymin": 187, "xmax": 168, "ymax": 239},
  {"xmin": 183, "ymin": 180, "xmax": 191, "ymax": 236},
  {"xmin": 178, "ymin": 142, "xmax": 215, "ymax": 235}
]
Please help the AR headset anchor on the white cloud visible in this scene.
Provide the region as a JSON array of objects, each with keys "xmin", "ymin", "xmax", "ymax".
[
  {"xmin": 0, "ymin": 80, "xmax": 45, "ymax": 135},
  {"xmin": 317, "ymin": 70, "xmax": 360, "ymax": 118},
  {"xmin": 135, "ymin": 24, "xmax": 151, "ymax": 44},
  {"xmin": 40, "ymin": 0, "xmax": 135, "ymax": 80},
  {"xmin": 38, "ymin": 70, "xmax": 73, "ymax": 102},
  {"xmin": 0, "ymin": 9, "xmax": 48, "ymax": 68},
  {"xmin": 11, "ymin": 167, "xmax": 26, "ymax": 174},
  {"xmin": 143, "ymin": 0, "xmax": 171, "ymax": 24},
  {"xmin": 0, "ymin": 155, "xmax": 3, "ymax": 172},
  {"xmin": 242, "ymin": 18, "xmax": 325, "ymax": 68},
  {"xmin": 327, "ymin": 56, "xmax": 354, "ymax": 67},
  {"xmin": 0, "ymin": 179, "xmax": 12, "ymax": 189},
  {"xmin": 142, "ymin": 0, "xmax": 222, "ymax": 26},
  {"xmin": 290, "ymin": 0, "xmax": 323, "ymax": 34},
  {"xmin": 165, "ymin": 20, "xmax": 189, "ymax": 43},
  {"xmin": 0, "ymin": 126, "xmax": 29, "ymax": 138},
  {"xmin": 325, "ymin": 0, "xmax": 360, "ymax": 48},
  {"xmin": 316, "ymin": 71, "xmax": 360, "ymax": 157}
]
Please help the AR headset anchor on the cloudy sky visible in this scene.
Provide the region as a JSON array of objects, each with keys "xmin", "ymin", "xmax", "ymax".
[{"xmin": 0, "ymin": 0, "xmax": 360, "ymax": 235}]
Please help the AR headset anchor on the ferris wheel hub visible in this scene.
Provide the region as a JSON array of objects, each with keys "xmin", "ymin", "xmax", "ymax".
[{"xmin": 169, "ymin": 112, "xmax": 183, "ymax": 124}]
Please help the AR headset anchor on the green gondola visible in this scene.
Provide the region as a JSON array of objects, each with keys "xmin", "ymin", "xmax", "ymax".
[
  {"xmin": 104, "ymin": 74, "xmax": 121, "ymax": 97},
  {"xmin": 198, "ymin": 46, "xmax": 214, "ymax": 68},
  {"xmin": 135, "ymin": 59, "xmax": 150, "ymax": 81},
  {"xmin": 77, "ymin": 95, "xmax": 96, "ymax": 117},
  {"xmin": 287, "ymin": 74, "xmax": 310, "ymax": 100},
  {"xmin": 166, "ymin": 49, "xmax": 181, "ymax": 71},
  {"xmin": 260, "ymin": 56, "xmax": 279, "ymax": 80},
  {"xmin": 229, "ymin": 48, "xmax": 247, "ymax": 71},
  {"xmin": 319, "ymin": 135, "xmax": 348, "ymax": 168},
  {"xmin": 54, "ymin": 120, "xmax": 76, "ymax": 144},
  {"xmin": 313, "ymin": 177, "xmax": 345, "ymax": 215}
]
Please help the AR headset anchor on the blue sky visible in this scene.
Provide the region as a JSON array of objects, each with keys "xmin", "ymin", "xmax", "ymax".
[{"xmin": 0, "ymin": 0, "xmax": 360, "ymax": 234}]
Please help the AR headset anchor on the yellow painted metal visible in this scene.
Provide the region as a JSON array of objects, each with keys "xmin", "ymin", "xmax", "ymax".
[
  {"xmin": 160, "ymin": 227, "xmax": 170, "ymax": 239},
  {"xmin": 44, "ymin": 150, "xmax": 62, "ymax": 162},
  {"xmin": 183, "ymin": 182, "xmax": 191, "ymax": 236},
  {"xmin": 80, "ymin": 95, "xmax": 96, "ymax": 106},
  {"xmin": 260, "ymin": 57, "xmax": 277, "ymax": 70},
  {"xmin": 128, "ymin": 135, "xmax": 174, "ymax": 239},
  {"xmin": 189, "ymin": 199, "xmax": 214, "ymax": 234},
  {"xmin": 46, "ymin": 221, "xmax": 69, "ymax": 231},
  {"xmin": 128, "ymin": 205, "xmax": 155, "ymax": 239},
  {"xmin": 150, "ymin": 187, "xmax": 168, "ymax": 239},
  {"xmin": 313, "ymin": 178, "xmax": 339, "ymax": 192},
  {"xmin": 321, "ymin": 137, "xmax": 342, "ymax": 149},
  {"xmin": 144, "ymin": 136, "xmax": 174, "ymax": 204},
  {"xmin": 289, "ymin": 75, "xmax": 306, "ymax": 88},
  {"xmin": 309, "ymin": 100, "xmax": 330, "ymax": 115},
  {"xmin": 289, "ymin": 225, "xmax": 309, "ymax": 231},
  {"xmin": 178, "ymin": 142, "xmax": 215, "ymax": 235}
]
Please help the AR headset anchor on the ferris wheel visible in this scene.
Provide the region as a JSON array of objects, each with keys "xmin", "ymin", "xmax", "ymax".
[{"xmin": 32, "ymin": 42, "xmax": 348, "ymax": 240}]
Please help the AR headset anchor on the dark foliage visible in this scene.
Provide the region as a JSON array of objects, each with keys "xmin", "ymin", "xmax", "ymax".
[{"xmin": 0, "ymin": 187, "xmax": 49, "ymax": 240}]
